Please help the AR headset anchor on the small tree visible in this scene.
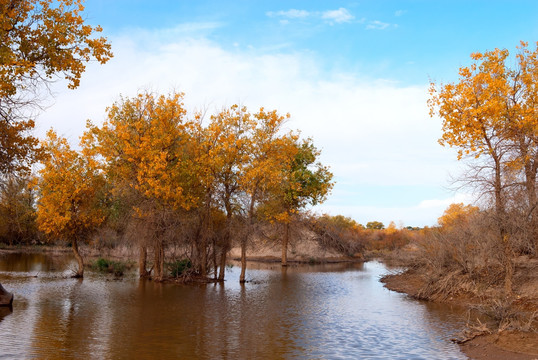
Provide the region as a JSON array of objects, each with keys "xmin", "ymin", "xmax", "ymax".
[
  {"xmin": 193, "ymin": 105, "xmax": 251, "ymax": 280},
  {"xmin": 86, "ymin": 92, "xmax": 197, "ymax": 281},
  {"xmin": 238, "ymin": 107, "xmax": 294, "ymax": 281},
  {"xmin": 262, "ymin": 138, "xmax": 334, "ymax": 266},
  {"xmin": 366, "ymin": 221, "xmax": 385, "ymax": 230},
  {"xmin": 428, "ymin": 44, "xmax": 536, "ymax": 293},
  {"xmin": 36, "ymin": 130, "xmax": 106, "ymax": 277},
  {"xmin": 437, "ymin": 203, "xmax": 480, "ymax": 229}
]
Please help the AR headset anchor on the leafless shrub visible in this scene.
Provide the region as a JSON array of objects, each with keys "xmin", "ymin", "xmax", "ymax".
[
  {"xmin": 416, "ymin": 212, "xmax": 498, "ymax": 276},
  {"xmin": 452, "ymin": 317, "xmax": 491, "ymax": 344},
  {"xmin": 308, "ymin": 215, "xmax": 365, "ymax": 256},
  {"xmin": 472, "ymin": 298, "xmax": 537, "ymax": 332}
]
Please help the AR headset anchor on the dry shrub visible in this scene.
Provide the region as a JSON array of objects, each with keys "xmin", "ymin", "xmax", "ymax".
[
  {"xmin": 366, "ymin": 229, "xmax": 411, "ymax": 251},
  {"xmin": 414, "ymin": 212, "xmax": 503, "ymax": 299},
  {"xmin": 472, "ymin": 298, "xmax": 538, "ymax": 332},
  {"xmin": 309, "ymin": 215, "xmax": 365, "ymax": 256},
  {"xmin": 418, "ymin": 269, "xmax": 477, "ymax": 300}
]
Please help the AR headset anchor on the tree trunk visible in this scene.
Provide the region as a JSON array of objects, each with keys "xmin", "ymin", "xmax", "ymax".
[
  {"xmin": 212, "ymin": 238, "xmax": 218, "ymax": 280},
  {"xmin": 153, "ymin": 239, "xmax": 164, "ymax": 281},
  {"xmin": 193, "ymin": 223, "xmax": 202, "ymax": 274},
  {"xmin": 281, "ymin": 222, "xmax": 289, "ymax": 266},
  {"xmin": 71, "ymin": 237, "xmax": 84, "ymax": 278},
  {"xmin": 493, "ymin": 153, "xmax": 513, "ymax": 294},
  {"xmin": 0, "ymin": 283, "xmax": 13, "ymax": 307},
  {"xmin": 524, "ymin": 152, "xmax": 538, "ymax": 257},
  {"xmin": 239, "ymin": 236, "xmax": 247, "ymax": 283},
  {"xmin": 158, "ymin": 243, "xmax": 164, "ymax": 280},
  {"xmin": 200, "ymin": 235, "xmax": 207, "ymax": 277},
  {"xmin": 139, "ymin": 244, "xmax": 149, "ymax": 278},
  {"xmin": 218, "ymin": 245, "xmax": 227, "ymax": 281},
  {"xmin": 218, "ymin": 222, "xmax": 232, "ymax": 281},
  {"xmin": 200, "ymin": 194, "xmax": 212, "ymax": 278},
  {"xmin": 240, "ymin": 194, "xmax": 256, "ymax": 283}
]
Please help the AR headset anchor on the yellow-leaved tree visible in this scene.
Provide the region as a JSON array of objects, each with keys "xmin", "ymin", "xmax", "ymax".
[
  {"xmin": 0, "ymin": 0, "xmax": 112, "ymax": 176},
  {"xmin": 238, "ymin": 108, "xmax": 298, "ymax": 281},
  {"xmin": 36, "ymin": 130, "xmax": 106, "ymax": 277},
  {"xmin": 261, "ymin": 138, "xmax": 334, "ymax": 266},
  {"xmin": 192, "ymin": 105, "xmax": 252, "ymax": 279},
  {"xmin": 85, "ymin": 92, "xmax": 197, "ymax": 281},
  {"xmin": 437, "ymin": 203, "xmax": 480, "ymax": 229},
  {"xmin": 429, "ymin": 42, "xmax": 538, "ymax": 293}
]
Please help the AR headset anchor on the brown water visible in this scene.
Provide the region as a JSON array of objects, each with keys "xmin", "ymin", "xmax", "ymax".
[{"xmin": 0, "ymin": 252, "xmax": 468, "ymax": 359}]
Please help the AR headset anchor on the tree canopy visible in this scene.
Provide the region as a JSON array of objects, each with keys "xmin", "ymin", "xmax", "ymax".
[{"xmin": 0, "ymin": 0, "xmax": 112, "ymax": 176}]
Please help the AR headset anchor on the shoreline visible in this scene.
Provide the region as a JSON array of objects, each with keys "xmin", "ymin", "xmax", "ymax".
[{"xmin": 381, "ymin": 270, "xmax": 538, "ymax": 360}]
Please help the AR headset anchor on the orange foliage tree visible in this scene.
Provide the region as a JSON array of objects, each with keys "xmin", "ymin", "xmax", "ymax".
[
  {"xmin": 193, "ymin": 105, "xmax": 252, "ymax": 279},
  {"xmin": 263, "ymin": 138, "xmax": 334, "ymax": 266},
  {"xmin": 0, "ymin": 0, "xmax": 112, "ymax": 176},
  {"xmin": 237, "ymin": 108, "xmax": 299, "ymax": 280},
  {"xmin": 429, "ymin": 42, "xmax": 538, "ymax": 293},
  {"xmin": 85, "ymin": 92, "xmax": 197, "ymax": 281},
  {"xmin": 437, "ymin": 203, "xmax": 480, "ymax": 229},
  {"xmin": 36, "ymin": 130, "xmax": 106, "ymax": 277}
]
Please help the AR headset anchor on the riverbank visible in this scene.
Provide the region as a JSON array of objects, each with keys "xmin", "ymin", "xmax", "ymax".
[{"xmin": 380, "ymin": 255, "xmax": 538, "ymax": 360}]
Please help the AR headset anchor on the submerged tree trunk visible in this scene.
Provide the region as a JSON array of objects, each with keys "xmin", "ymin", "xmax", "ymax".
[
  {"xmin": 199, "ymin": 194, "xmax": 212, "ymax": 278},
  {"xmin": 218, "ymin": 222, "xmax": 231, "ymax": 281},
  {"xmin": 71, "ymin": 237, "xmax": 84, "ymax": 278},
  {"xmin": 218, "ymin": 246, "xmax": 227, "ymax": 281},
  {"xmin": 239, "ymin": 235, "xmax": 247, "ymax": 283},
  {"xmin": 212, "ymin": 238, "xmax": 218, "ymax": 280},
  {"xmin": 0, "ymin": 283, "xmax": 13, "ymax": 306},
  {"xmin": 281, "ymin": 222, "xmax": 289, "ymax": 266},
  {"xmin": 240, "ymin": 195, "xmax": 256, "ymax": 283}
]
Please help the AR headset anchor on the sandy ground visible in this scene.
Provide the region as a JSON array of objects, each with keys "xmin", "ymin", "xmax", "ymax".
[
  {"xmin": 228, "ymin": 234, "xmax": 356, "ymax": 263},
  {"xmin": 460, "ymin": 332, "xmax": 538, "ymax": 360}
]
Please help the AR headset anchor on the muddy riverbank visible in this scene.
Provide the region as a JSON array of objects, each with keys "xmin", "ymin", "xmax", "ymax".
[{"xmin": 381, "ymin": 264, "xmax": 538, "ymax": 360}]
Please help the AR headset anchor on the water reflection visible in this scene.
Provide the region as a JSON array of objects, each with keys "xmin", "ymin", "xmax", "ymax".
[
  {"xmin": 0, "ymin": 252, "xmax": 74, "ymax": 273},
  {"xmin": 0, "ymin": 253, "xmax": 467, "ymax": 359}
]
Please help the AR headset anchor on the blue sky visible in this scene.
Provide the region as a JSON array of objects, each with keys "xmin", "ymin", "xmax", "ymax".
[{"xmin": 37, "ymin": 1, "xmax": 538, "ymax": 226}]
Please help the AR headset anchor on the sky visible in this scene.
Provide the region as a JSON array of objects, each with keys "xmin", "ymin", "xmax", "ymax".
[{"xmin": 34, "ymin": 0, "xmax": 538, "ymax": 227}]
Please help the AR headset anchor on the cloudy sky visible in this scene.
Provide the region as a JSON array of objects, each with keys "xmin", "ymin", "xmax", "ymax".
[{"xmin": 35, "ymin": 0, "xmax": 538, "ymax": 227}]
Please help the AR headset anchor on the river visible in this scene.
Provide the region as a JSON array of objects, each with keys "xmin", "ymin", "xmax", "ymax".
[{"xmin": 0, "ymin": 252, "xmax": 468, "ymax": 359}]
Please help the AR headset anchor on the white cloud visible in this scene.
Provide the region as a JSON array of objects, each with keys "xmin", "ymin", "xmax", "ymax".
[
  {"xmin": 395, "ymin": 10, "xmax": 406, "ymax": 17},
  {"xmin": 266, "ymin": 9, "xmax": 310, "ymax": 19},
  {"xmin": 321, "ymin": 8, "xmax": 354, "ymax": 23},
  {"xmin": 36, "ymin": 26, "xmax": 462, "ymax": 226},
  {"xmin": 267, "ymin": 8, "xmax": 354, "ymax": 24},
  {"xmin": 366, "ymin": 20, "xmax": 391, "ymax": 30}
]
